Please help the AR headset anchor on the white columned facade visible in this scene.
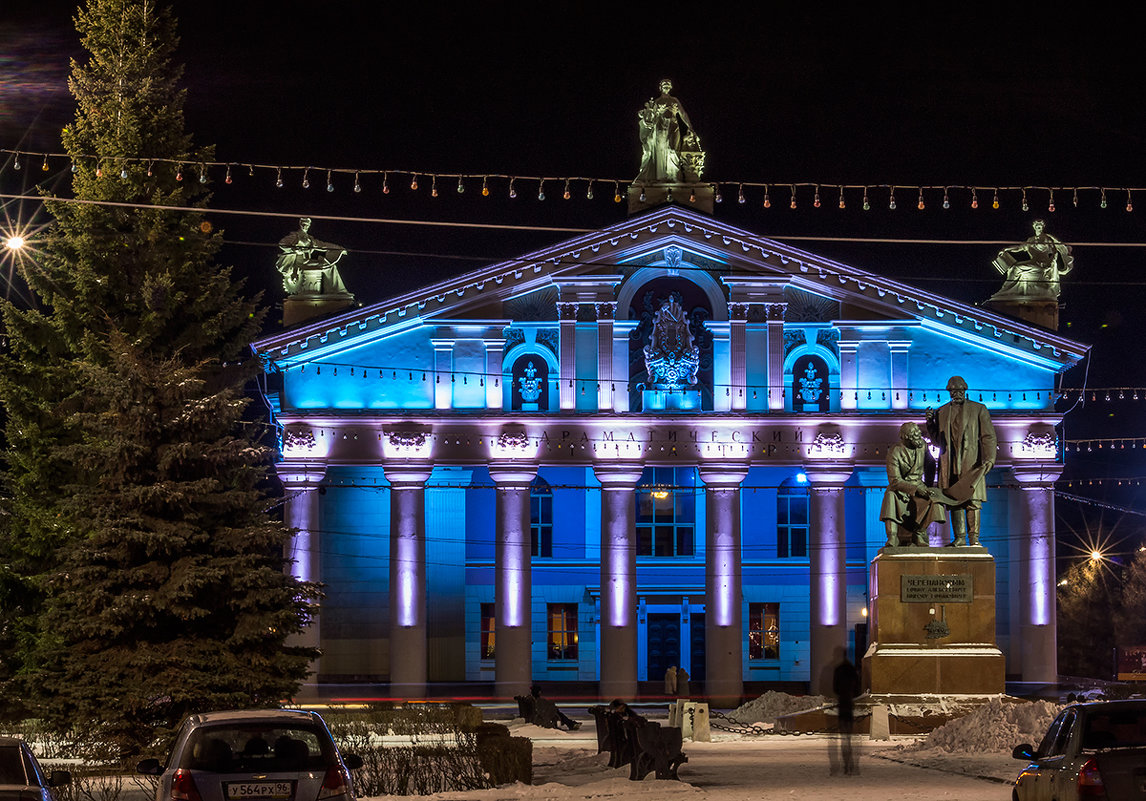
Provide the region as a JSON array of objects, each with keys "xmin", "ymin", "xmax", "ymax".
[
  {"xmin": 1011, "ymin": 464, "xmax": 1063, "ymax": 684},
  {"xmin": 482, "ymin": 339, "xmax": 504, "ymax": 409},
  {"xmin": 699, "ymin": 464, "xmax": 749, "ymax": 706},
  {"xmin": 593, "ymin": 462, "xmax": 644, "ymax": 699},
  {"xmin": 837, "ymin": 341, "xmax": 860, "ymax": 411},
  {"xmin": 488, "ymin": 463, "xmax": 539, "ymax": 698},
  {"xmin": 728, "ymin": 304, "xmax": 748, "ymax": 410},
  {"xmin": 766, "ymin": 304, "xmax": 786, "ymax": 410},
  {"xmin": 888, "ymin": 340, "xmax": 911, "ymax": 410},
  {"xmin": 805, "ymin": 463, "xmax": 853, "ymax": 695},
  {"xmin": 558, "ymin": 303, "xmax": 577, "ymax": 410},
  {"xmin": 431, "ymin": 339, "xmax": 455, "ymax": 410},
  {"xmin": 384, "ymin": 464, "xmax": 434, "ymax": 699},
  {"xmin": 278, "ymin": 465, "xmax": 326, "ymax": 690}
]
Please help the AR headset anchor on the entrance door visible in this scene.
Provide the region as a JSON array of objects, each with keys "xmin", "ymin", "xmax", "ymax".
[
  {"xmin": 689, "ymin": 612, "xmax": 706, "ymax": 682},
  {"xmin": 646, "ymin": 613, "xmax": 681, "ymax": 681}
]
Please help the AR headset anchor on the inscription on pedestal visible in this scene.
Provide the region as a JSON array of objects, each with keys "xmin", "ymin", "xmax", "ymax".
[{"xmin": 900, "ymin": 574, "xmax": 973, "ymax": 603}]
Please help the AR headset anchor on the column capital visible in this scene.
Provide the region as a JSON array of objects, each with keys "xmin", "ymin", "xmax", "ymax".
[
  {"xmin": 558, "ymin": 302, "xmax": 579, "ymax": 320},
  {"xmin": 1010, "ymin": 463, "xmax": 1064, "ymax": 486},
  {"xmin": 698, "ymin": 464, "xmax": 749, "ymax": 487},
  {"xmin": 429, "ymin": 338, "xmax": 456, "ymax": 351},
  {"xmin": 593, "ymin": 462, "xmax": 645, "ymax": 488},
  {"xmin": 488, "ymin": 463, "xmax": 539, "ymax": 487},
  {"xmin": 802, "ymin": 463, "xmax": 854, "ymax": 487},
  {"xmin": 383, "ymin": 464, "xmax": 434, "ymax": 487},
  {"xmin": 836, "ymin": 340, "xmax": 860, "ymax": 354},
  {"xmin": 595, "ymin": 302, "xmax": 616, "ymax": 320},
  {"xmin": 277, "ymin": 465, "xmax": 327, "ymax": 488}
]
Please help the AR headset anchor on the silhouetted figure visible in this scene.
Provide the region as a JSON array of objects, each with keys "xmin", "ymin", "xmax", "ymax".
[
  {"xmin": 677, "ymin": 666, "xmax": 690, "ymax": 699},
  {"xmin": 664, "ymin": 665, "xmax": 678, "ymax": 698},
  {"xmin": 832, "ymin": 654, "xmax": 861, "ymax": 776},
  {"xmin": 530, "ymin": 684, "xmax": 581, "ymax": 730}
]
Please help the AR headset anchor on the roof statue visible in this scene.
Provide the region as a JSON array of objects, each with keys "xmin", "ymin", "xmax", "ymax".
[
  {"xmin": 629, "ymin": 80, "xmax": 713, "ymax": 214},
  {"xmin": 984, "ymin": 220, "xmax": 1073, "ymax": 329},
  {"xmin": 276, "ymin": 217, "xmax": 355, "ymax": 326}
]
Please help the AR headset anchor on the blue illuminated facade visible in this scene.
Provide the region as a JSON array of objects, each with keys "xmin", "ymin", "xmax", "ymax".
[{"xmin": 255, "ymin": 205, "xmax": 1087, "ymax": 700}]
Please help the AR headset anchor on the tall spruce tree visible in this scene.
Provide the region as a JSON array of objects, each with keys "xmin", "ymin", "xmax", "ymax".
[{"xmin": 0, "ymin": 0, "xmax": 316, "ymax": 754}]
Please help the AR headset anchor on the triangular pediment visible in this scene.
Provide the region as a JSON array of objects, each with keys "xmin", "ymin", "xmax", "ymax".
[{"xmin": 254, "ymin": 205, "xmax": 1087, "ymax": 371}]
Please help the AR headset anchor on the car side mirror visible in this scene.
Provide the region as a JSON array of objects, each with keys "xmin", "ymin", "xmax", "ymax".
[
  {"xmin": 1012, "ymin": 744, "xmax": 1035, "ymax": 760},
  {"xmin": 342, "ymin": 754, "xmax": 363, "ymax": 771},
  {"xmin": 48, "ymin": 771, "xmax": 71, "ymax": 787},
  {"xmin": 136, "ymin": 758, "xmax": 164, "ymax": 776}
]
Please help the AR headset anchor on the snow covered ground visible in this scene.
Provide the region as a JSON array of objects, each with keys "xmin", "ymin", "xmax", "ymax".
[{"xmin": 362, "ymin": 697, "xmax": 1053, "ymax": 801}]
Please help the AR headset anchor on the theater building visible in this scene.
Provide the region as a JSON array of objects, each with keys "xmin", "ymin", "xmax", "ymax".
[{"xmin": 253, "ymin": 204, "xmax": 1086, "ymax": 701}]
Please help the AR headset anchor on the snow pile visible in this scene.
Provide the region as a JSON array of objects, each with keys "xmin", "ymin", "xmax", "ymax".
[
  {"xmin": 727, "ymin": 690, "xmax": 828, "ymax": 724},
  {"xmin": 910, "ymin": 697, "xmax": 1062, "ymax": 753}
]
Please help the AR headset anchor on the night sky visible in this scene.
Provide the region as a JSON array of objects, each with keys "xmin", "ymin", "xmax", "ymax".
[{"xmin": 3, "ymin": 3, "xmax": 1146, "ymax": 543}]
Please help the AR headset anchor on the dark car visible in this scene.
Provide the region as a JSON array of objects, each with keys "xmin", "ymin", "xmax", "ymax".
[
  {"xmin": 0, "ymin": 737, "xmax": 71, "ymax": 801},
  {"xmin": 137, "ymin": 710, "xmax": 362, "ymax": 801},
  {"xmin": 1012, "ymin": 699, "xmax": 1146, "ymax": 801}
]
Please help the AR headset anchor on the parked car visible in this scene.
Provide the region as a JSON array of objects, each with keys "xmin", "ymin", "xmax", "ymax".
[
  {"xmin": 1012, "ymin": 699, "xmax": 1146, "ymax": 801},
  {"xmin": 137, "ymin": 709, "xmax": 363, "ymax": 801},
  {"xmin": 0, "ymin": 737, "xmax": 71, "ymax": 801}
]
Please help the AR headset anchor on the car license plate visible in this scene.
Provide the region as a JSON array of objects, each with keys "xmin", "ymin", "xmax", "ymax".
[{"xmin": 225, "ymin": 782, "xmax": 293, "ymax": 799}]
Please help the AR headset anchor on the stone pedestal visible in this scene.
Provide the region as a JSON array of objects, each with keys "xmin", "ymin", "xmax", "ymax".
[
  {"xmin": 283, "ymin": 294, "xmax": 355, "ymax": 327},
  {"xmin": 863, "ymin": 547, "xmax": 1004, "ymax": 695},
  {"xmin": 982, "ymin": 298, "xmax": 1059, "ymax": 330}
]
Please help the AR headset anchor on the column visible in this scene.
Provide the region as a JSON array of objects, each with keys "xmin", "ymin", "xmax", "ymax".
[
  {"xmin": 488, "ymin": 464, "xmax": 539, "ymax": 698},
  {"xmin": 384, "ymin": 464, "xmax": 434, "ymax": 699},
  {"xmin": 699, "ymin": 465, "xmax": 749, "ymax": 707},
  {"xmin": 559, "ymin": 303, "xmax": 577, "ymax": 410},
  {"xmin": 483, "ymin": 339, "xmax": 504, "ymax": 409},
  {"xmin": 837, "ymin": 341, "xmax": 860, "ymax": 411},
  {"xmin": 278, "ymin": 465, "xmax": 326, "ymax": 692},
  {"xmin": 728, "ymin": 304, "xmax": 748, "ymax": 410},
  {"xmin": 593, "ymin": 463, "xmax": 644, "ymax": 699},
  {"xmin": 1011, "ymin": 464, "xmax": 1063, "ymax": 683},
  {"xmin": 888, "ymin": 341, "xmax": 911, "ymax": 410},
  {"xmin": 805, "ymin": 464, "xmax": 853, "ymax": 696},
  {"xmin": 596, "ymin": 302, "xmax": 616, "ymax": 411},
  {"xmin": 765, "ymin": 304, "xmax": 786, "ymax": 410},
  {"xmin": 431, "ymin": 338, "xmax": 455, "ymax": 410}
]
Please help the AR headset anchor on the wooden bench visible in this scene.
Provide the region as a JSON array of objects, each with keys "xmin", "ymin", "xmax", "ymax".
[{"xmin": 625, "ymin": 717, "xmax": 687, "ymax": 780}]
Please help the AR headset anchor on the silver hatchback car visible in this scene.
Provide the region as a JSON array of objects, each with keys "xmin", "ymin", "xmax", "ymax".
[{"xmin": 137, "ymin": 710, "xmax": 362, "ymax": 801}]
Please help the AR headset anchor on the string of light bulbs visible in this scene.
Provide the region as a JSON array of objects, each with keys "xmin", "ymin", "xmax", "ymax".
[
  {"xmin": 1065, "ymin": 439, "xmax": 1146, "ymax": 452},
  {"xmin": 2, "ymin": 148, "xmax": 1142, "ymax": 212}
]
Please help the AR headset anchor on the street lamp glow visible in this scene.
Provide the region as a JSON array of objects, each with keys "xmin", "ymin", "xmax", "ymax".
[
  {"xmin": 4, "ymin": 235, "xmax": 24, "ymax": 251},
  {"xmin": 1090, "ymin": 550, "xmax": 1104, "ymax": 562}
]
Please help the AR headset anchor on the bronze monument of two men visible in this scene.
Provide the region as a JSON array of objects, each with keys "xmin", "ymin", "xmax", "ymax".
[{"xmin": 881, "ymin": 376, "xmax": 997, "ymax": 548}]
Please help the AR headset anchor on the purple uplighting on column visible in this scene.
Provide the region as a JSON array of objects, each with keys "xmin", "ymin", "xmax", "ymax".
[
  {"xmin": 395, "ymin": 491, "xmax": 422, "ymax": 627},
  {"xmin": 1027, "ymin": 488, "xmax": 1053, "ymax": 626}
]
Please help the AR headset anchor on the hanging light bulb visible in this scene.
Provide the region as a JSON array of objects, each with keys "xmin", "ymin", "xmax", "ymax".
[
  {"xmin": 639, "ymin": 185, "xmax": 647, "ymax": 202},
  {"xmin": 324, "ymin": 171, "xmax": 333, "ymax": 191},
  {"xmin": 1127, "ymin": 189, "xmax": 1134, "ymax": 212},
  {"xmin": 382, "ymin": 172, "xmax": 390, "ymax": 194},
  {"xmin": 838, "ymin": 186, "xmax": 846, "ymax": 209},
  {"xmin": 888, "ymin": 186, "xmax": 896, "ymax": 210},
  {"xmin": 737, "ymin": 183, "xmax": 745, "ymax": 204},
  {"xmin": 198, "ymin": 163, "xmax": 207, "ymax": 184},
  {"xmin": 431, "ymin": 175, "xmax": 439, "ymax": 197},
  {"xmin": 174, "ymin": 165, "xmax": 182, "ymax": 181},
  {"xmin": 12, "ymin": 153, "xmax": 20, "ymax": 170},
  {"xmin": 509, "ymin": 178, "xmax": 517, "ymax": 198},
  {"xmin": 992, "ymin": 188, "xmax": 999, "ymax": 209},
  {"xmin": 146, "ymin": 161, "xmax": 153, "ymax": 177},
  {"xmin": 862, "ymin": 186, "xmax": 870, "ymax": 211},
  {"xmin": 813, "ymin": 185, "xmax": 821, "ymax": 208},
  {"xmin": 1072, "ymin": 188, "xmax": 1079, "ymax": 207},
  {"xmin": 562, "ymin": 179, "xmax": 571, "ymax": 200},
  {"xmin": 121, "ymin": 164, "xmax": 128, "ymax": 179},
  {"xmin": 613, "ymin": 181, "xmax": 620, "ymax": 203},
  {"xmin": 970, "ymin": 188, "xmax": 978, "ymax": 209},
  {"xmin": 586, "ymin": 180, "xmax": 594, "ymax": 200},
  {"xmin": 482, "ymin": 176, "xmax": 489, "ymax": 196},
  {"xmin": 301, "ymin": 168, "xmax": 310, "ymax": 189},
  {"xmin": 714, "ymin": 184, "xmax": 723, "ymax": 203},
  {"xmin": 1021, "ymin": 187, "xmax": 1029, "ymax": 211},
  {"xmin": 275, "ymin": 167, "xmax": 283, "ymax": 188},
  {"xmin": 40, "ymin": 154, "xmax": 49, "ymax": 171},
  {"xmin": 225, "ymin": 165, "xmax": 233, "ymax": 185},
  {"xmin": 917, "ymin": 187, "xmax": 925, "ymax": 210},
  {"xmin": 790, "ymin": 184, "xmax": 797, "ymax": 209},
  {"xmin": 353, "ymin": 172, "xmax": 361, "ymax": 193},
  {"xmin": 689, "ymin": 189, "xmax": 696, "ymax": 203},
  {"xmin": 942, "ymin": 187, "xmax": 950, "ymax": 209},
  {"xmin": 71, "ymin": 160, "xmax": 78, "ymax": 173},
  {"xmin": 1100, "ymin": 188, "xmax": 1107, "ymax": 208},
  {"xmin": 1047, "ymin": 189, "xmax": 1054, "ymax": 212},
  {"xmin": 537, "ymin": 180, "xmax": 545, "ymax": 201},
  {"xmin": 410, "ymin": 174, "xmax": 419, "ymax": 191},
  {"xmin": 456, "ymin": 175, "xmax": 465, "ymax": 193}
]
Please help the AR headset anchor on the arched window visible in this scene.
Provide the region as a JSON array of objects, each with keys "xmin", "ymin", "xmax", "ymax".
[
  {"xmin": 531, "ymin": 477, "xmax": 553, "ymax": 558},
  {"xmin": 511, "ymin": 354, "xmax": 549, "ymax": 411},
  {"xmin": 791, "ymin": 354, "xmax": 831, "ymax": 413},
  {"xmin": 777, "ymin": 476, "xmax": 809, "ymax": 558},
  {"xmin": 635, "ymin": 467, "xmax": 696, "ymax": 557}
]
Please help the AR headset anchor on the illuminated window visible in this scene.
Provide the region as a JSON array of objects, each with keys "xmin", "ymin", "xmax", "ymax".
[
  {"xmin": 480, "ymin": 603, "xmax": 495, "ymax": 660},
  {"xmin": 748, "ymin": 602, "xmax": 780, "ymax": 660},
  {"xmin": 547, "ymin": 603, "xmax": 578, "ymax": 660},
  {"xmin": 531, "ymin": 477, "xmax": 553, "ymax": 558},
  {"xmin": 635, "ymin": 466, "xmax": 696, "ymax": 557},
  {"xmin": 777, "ymin": 477, "xmax": 808, "ymax": 558}
]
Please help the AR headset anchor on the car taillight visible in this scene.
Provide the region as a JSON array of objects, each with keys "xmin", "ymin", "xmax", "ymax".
[
  {"xmin": 317, "ymin": 767, "xmax": 349, "ymax": 800},
  {"xmin": 1077, "ymin": 757, "xmax": 1107, "ymax": 799},
  {"xmin": 171, "ymin": 770, "xmax": 203, "ymax": 801}
]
